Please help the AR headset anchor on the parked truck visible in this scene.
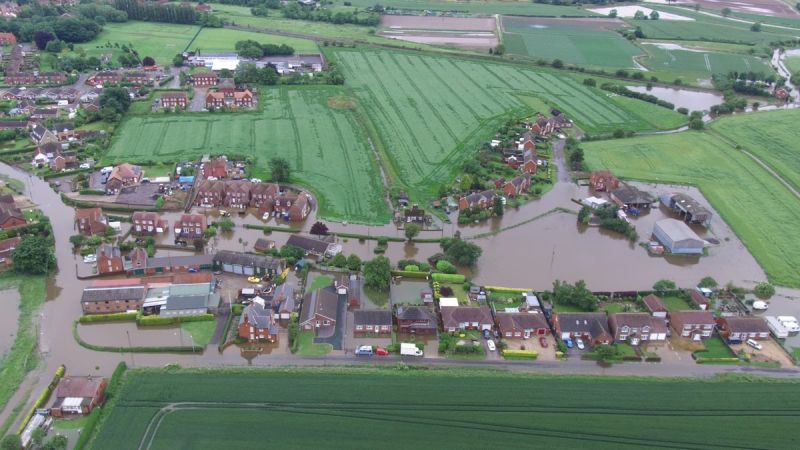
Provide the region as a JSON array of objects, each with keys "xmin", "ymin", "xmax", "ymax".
[{"xmin": 400, "ymin": 343, "xmax": 423, "ymax": 357}]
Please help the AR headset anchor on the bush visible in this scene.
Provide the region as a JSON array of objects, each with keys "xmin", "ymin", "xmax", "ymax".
[
  {"xmin": 231, "ymin": 303, "xmax": 244, "ymax": 315},
  {"xmin": 79, "ymin": 312, "xmax": 138, "ymax": 323},
  {"xmin": 753, "ymin": 282, "xmax": 775, "ymax": 299},
  {"xmin": 138, "ymin": 314, "xmax": 215, "ymax": 326},
  {"xmin": 435, "ymin": 260, "xmax": 457, "ymax": 274},
  {"xmin": 404, "ymin": 264, "xmax": 420, "ymax": 272},
  {"xmin": 502, "ymin": 349, "xmax": 538, "ymax": 360},
  {"xmin": 431, "ymin": 273, "xmax": 466, "ymax": 283},
  {"xmin": 390, "ymin": 270, "xmax": 429, "ymax": 279}
]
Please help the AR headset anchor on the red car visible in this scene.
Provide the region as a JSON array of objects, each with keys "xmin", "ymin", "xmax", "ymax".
[
  {"xmin": 539, "ymin": 336, "xmax": 549, "ymax": 348},
  {"xmin": 375, "ymin": 347, "xmax": 390, "ymax": 356}
]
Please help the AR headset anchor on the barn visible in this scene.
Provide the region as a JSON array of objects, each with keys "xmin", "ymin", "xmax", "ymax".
[{"xmin": 652, "ymin": 219, "xmax": 704, "ymax": 255}]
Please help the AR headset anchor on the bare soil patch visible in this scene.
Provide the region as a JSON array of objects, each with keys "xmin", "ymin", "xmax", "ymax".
[
  {"xmin": 381, "ymin": 15, "xmax": 496, "ymax": 31},
  {"xmin": 327, "ymin": 96, "xmax": 356, "ymax": 110}
]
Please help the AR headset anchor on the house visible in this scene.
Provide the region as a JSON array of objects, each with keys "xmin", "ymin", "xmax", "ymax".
[
  {"xmin": 353, "ymin": 310, "xmax": 392, "ymax": 335},
  {"xmin": 0, "ymin": 236, "xmax": 21, "ymax": 267},
  {"xmin": 74, "ymin": 208, "xmax": 108, "ymax": 235},
  {"xmin": 716, "ymin": 317, "xmax": 770, "ymax": 341},
  {"xmin": 495, "ymin": 312, "xmax": 549, "ymax": 339},
  {"xmin": 608, "ymin": 313, "xmax": 668, "ymax": 345},
  {"xmin": 0, "ymin": 204, "xmax": 25, "ymax": 230},
  {"xmin": 5, "ymin": 72, "xmax": 66, "ymax": 85},
  {"xmin": 589, "ymin": 171, "xmax": 619, "ymax": 192},
  {"xmin": 96, "ymin": 244, "xmax": 124, "ymax": 275},
  {"xmin": 160, "ymin": 92, "xmax": 188, "ymax": 109},
  {"xmin": 272, "ymin": 283, "xmax": 295, "ymax": 320},
  {"xmin": 49, "ymin": 377, "xmax": 107, "ymax": 417},
  {"xmin": 653, "ymin": 219, "xmax": 704, "ymax": 255},
  {"xmin": 31, "ymin": 147, "xmax": 50, "ymax": 166},
  {"xmin": 223, "ymin": 180, "xmax": 252, "ymax": 208},
  {"xmin": 249, "ymin": 182, "xmax": 280, "ymax": 209},
  {"xmin": 611, "ymin": 185, "xmax": 656, "ymax": 210},
  {"xmin": 642, "ymin": 294, "xmax": 667, "ymax": 318},
  {"xmin": 200, "ymin": 157, "xmax": 229, "ymax": 180},
  {"xmin": 522, "ymin": 148, "xmax": 537, "ymax": 174},
  {"xmin": 396, "ymin": 306, "xmax": 437, "ymax": 335},
  {"xmin": 688, "ymin": 289, "xmax": 710, "ymax": 310},
  {"xmin": 0, "ymin": 32, "xmax": 16, "ymax": 45},
  {"xmin": 287, "ymin": 192, "xmax": 311, "ymax": 221},
  {"xmin": 205, "ymin": 89, "xmax": 255, "ymax": 109},
  {"xmin": 553, "ymin": 312, "xmax": 612, "ymax": 346},
  {"xmin": 105, "ymin": 163, "xmax": 142, "ymax": 194},
  {"xmin": 286, "ymin": 234, "xmax": 341, "ymax": 257},
  {"xmin": 127, "ymin": 247, "xmax": 147, "ymax": 271},
  {"xmin": 131, "ymin": 212, "xmax": 167, "ymax": 235},
  {"xmin": 213, "ymin": 250, "xmax": 282, "ymax": 277},
  {"xmin": 87, "ymin": 71, "xmax": 122, "ymax": 86},
  {"xmin": 124, "ymin": 71, "xmax": 153, "ymax": 85},
  {"xmin": 400, "ymin": 204, "xmax": 428, "ymax": 224},
  {"xmin": 299, "ymin": 284, "xmax": 341, "ymax": 335},
  {"xmin": 173, "ymin": 214, "xmax": 207, "ymax": 239},
  {"xmin": 49, "ymin": 151, "xmax": 76, "ymax": 171},
  {"xmin": 253, "ymin": 238, "xmax": 275, "ymax": 252},
  {"xmin": 189, "ymin": 71, "xmax": 218, "ymax": 87},
  {"xmin": 80, "ymin": 284, "xmax": 146, "ymax": 314},
  {"xmin": 458, "ymin": 190, "xmax": 496, "ymax": 211},
  {"xmin": 238, "ymin": 297, "xmax": 279, "ymax": 342},
  {"xmin": 196, "ymin": 3, "xmax": 212, "ymax": 12},
  {"xmin": 669, "ymin": 310, "xmax": 715, "ymax": 341},
  {"xmin": 440, "ymin": 306, "xmax": 493, "ymax": 332},
  {"xmin": 660, "ymin": 192, "xmax": 712, "ymax": 226},
  {"xmin": 343, "ymin": 274, "xmax": 361, "ymax": 308},
  {"xmin": 147, "ymin": 282, "xmax": 219, "ymax": 317},
  {"xmin": 194, "ymin": 179, "xmax": 225, "ymax": 207},
  {"xmin": 30, "ymin": 124, "xmax": 58, "ymax": 146},
  {"xmin": 503, "ymin": 173, "xmax": 531, "ymax": 198}
]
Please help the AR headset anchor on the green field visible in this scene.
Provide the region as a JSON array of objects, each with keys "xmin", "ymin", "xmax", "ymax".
[
  {"xmin": 333, "ymin": 48, "xmax": 685, "ymax": 200},
  {"xmin": 104, "ymin": 86, "xmax": 389, "ymax": 224},
  {"xmin": 785, "ymin": 54, "xmax": 800, "ymax": 73},
  {"xmin": 583, "ymin": 110, "xmax": 800, "ymax": 287},
  {"xmin": 189, "ymin": 27, "xmax": 319, "ymax": 54},
  {"xmin": 343, "ymin": 0, "xmax": 599, "ymax": 16},
  {"xmin": 89, "ymin": 368, "xmax": 800, "ymax": 449},
  {"xmin": 639, "ymin": 43, "xmax": 774, "ymax": 81},
  {"xmin": 502, "ymin": 17, "xmax": 642, "ymax": 69},
  {"xmin": 76, "ymin": 22, "xmax": 200, "ymax": 66}
]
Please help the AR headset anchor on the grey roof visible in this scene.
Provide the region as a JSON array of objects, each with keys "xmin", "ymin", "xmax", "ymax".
[
  {"xmin": 396, "ymin": 306, "xmax": 435, "ymax": 322},
  {"xmin": 273, "ymin": 284, "xmax": 295, "ymax": 312},
  {"xmin": 240, "ymin": 300, "xmax": 272, "ymax": 329},
  {"xmin": 556, "ymin": 313, "xmax": 610, "ymax": 337},
  {"xmin": 146, "ymin": 254, "xmax": 213, "ymax": 268},
  {"xmin": 612, "ymin": 186, "xmax": 655, "ymax": 205},
  {"xmin": 354, "ymin": 310, "xmax": 392, "ymax": 326},
  {"xmin": 213, "ymin": 250, "xmax": 280, "ymax": 269},
  {"xmin": 300, "ymin": 286, "xmax": 340, "ymax": 324},
  {"xmin": 654, "ymin": 219, "xmax": 702, "ymax": 243},
  {"xmin": 81, "ymin": 286, "xmax": 145, "ymax": 303},
  {"xmin": 286, "ymin": 234, "xmax": 332, "ymax": 255},
  {"xmin": 164, "ymin": 294, "xmax": 210, "ymax": 310}
]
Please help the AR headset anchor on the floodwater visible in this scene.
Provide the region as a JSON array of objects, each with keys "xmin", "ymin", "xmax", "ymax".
[
  {"xmin": 78, "ymin": 322, "xmax": 193, "ymax": 347},
  {"xmin": 627, "ymin": 86, "xmax": 724, "ymax": 112},
  {"xmin": 0, "ymin": 289, "xmax": 20, "ymax": 357},
  {"xmin": 390, "ymin": 279, "xmax": 431, "ymax": 306}
]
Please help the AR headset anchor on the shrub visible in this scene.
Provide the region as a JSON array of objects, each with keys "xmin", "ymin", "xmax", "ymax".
[
  {"xmin": 435, "ymin": 260, "xmax": 457, "ymax": 274},
  {"xmin": 138, "ymin": 314, "xmax": 215, "ymax": 326},
  {"xmin": 79, "ymin": 312, "xmax": 138, "ymax": 323},
  {"xmin": 502, "ymin": 349, "xmax": 538, "ymax": 360},
  {"xmin": 431, "ymin": 273, "xmax": 466, "ymax": 283},
  {"xmin": 404, "ymin": 264, "xmax": 420, "ymax": 272},
  {"xmin": 753, "ymin": 282, "xmax": 775, "ymax": 299}
]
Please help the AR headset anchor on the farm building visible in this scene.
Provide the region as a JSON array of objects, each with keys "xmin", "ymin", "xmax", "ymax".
[
  {"xmin": 213, "ymin": 250, "xmax": 282, "ymax": 277},
  {"xmin": 80, "ymin": 284, "xmax": 146, "ymax": 314},
  {"xmin": 130, "ymin": 254, "xmax": 214, "ymax": 276},
  {"xmin": 50, "ymin": 377, "xmax": 107, "ymax": 417},
  {"xmin": 611, "ymin": 185, "xmax": 655, "ymax": 210},
  {"xmin": 660, "ymin": 192, "xmax": 712, "ymax": 226},
  {"xmin": 144, "ymin": 282, "xmax": 219, "ymax": 317},
  {"xmin": 652, "ymin": 219, "xmax": 704, "ymax": 255}
]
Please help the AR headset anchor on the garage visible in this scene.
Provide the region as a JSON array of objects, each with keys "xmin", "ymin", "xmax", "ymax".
[
  {"xmin": 222, "ymin": 263, "xmax": 233, "ymax": 273},
  {"xmin": 213, "ymin": 250, "xmax": 282, "ymax": 277},
  {"xmin": 232, "ymin": 264, "xmax": 243, "ymax": 275},
  {"xmin": 243, "ymin": 266, "xmax": 254, "ymax": 276}
]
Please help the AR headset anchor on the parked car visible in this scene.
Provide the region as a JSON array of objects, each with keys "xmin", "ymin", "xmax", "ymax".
[
  {"xmin": 564, "ymin": 338, "xmax": 574, "ymax": 349},
  {"xmin": 355, "ymin": 345, "xmax": 373, "ymax": 356},
  {"xmin": 79, "ymin": 163, "xmax": 90, "ymax": 169},
  {"xmin": 83, "ymin": 254, "xmax": 96, "ymax": 263},
  {"xmin": 375, "ymin": 347, "xmax": 389, "ymax": 356},
  {"xmin": 483, "ymin": 329, "xmax": 491, "ymax": 340},
  {"xmin": 539, "ymin": 336, "xmax": 548, "ymax": 348},
  {"xmin": 576, "ymin": 338, "xmax": 585, "ymax": 350},
  {"xmin": 247, "ymin": 276, "xmax": 260, "ymax": 284},
  {"xmin": 487, "ymin": 340, "xmax": 496, "ymax": 352},
  {"xmin": 746, "ymin": 339, "xmax": 763, "ymax": 350}
]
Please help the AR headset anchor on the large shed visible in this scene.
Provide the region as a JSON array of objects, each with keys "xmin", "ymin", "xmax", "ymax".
[{"xmin": 652, "ymin": 219, "xmax": 704, "ymax": 255}]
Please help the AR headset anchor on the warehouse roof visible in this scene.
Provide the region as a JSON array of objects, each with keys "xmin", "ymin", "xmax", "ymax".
[{"xmin": 654, "ymin": 219, "xmax": 702, "ymax": 242}]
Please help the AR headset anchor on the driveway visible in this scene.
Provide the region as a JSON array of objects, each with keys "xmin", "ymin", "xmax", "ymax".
[
  {"xmin": 731, "ymin": 340, "xmax": 795, "ymax": 368},
  {"xmin": 190, "ymin": 87, "xmax": 208, "ymax": 112},
  {"xmin": 313, "ymin": 293, "xmax": 346, "ymax": 350}
]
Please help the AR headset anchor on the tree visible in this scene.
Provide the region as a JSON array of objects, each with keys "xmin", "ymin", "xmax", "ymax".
[
  {"xmin": 12, "ymin": 236, "xmax": 55, "ymax": 275},
  {"xmin": 172, "ymin": 54, "xmax": 184, "ymax": 67},
  {"xmin": 633, "ymin": 9, "xmax": 646, "ymax": 20},
  {"xmin": 634, "ymin": 26, "xmax": 645, "ymax": 38},
  {"xmin": 493, "ymin": 44, "xmax": 505, "ymax": 55},
  {"xmin": 653, "ymin": 279, "xmax": 677, "ymax": 295},
  {"xmin": 493, "ymin": 199, "xmax": 504, "ymax": 217},
  {"xmin": 310, "ymin": 221, "xmax": 329, "ymax": 237},
  {"xmin": 698, "ymin": 277, "xmax": 718, "ymax": 289},
  {"xmin": 551, "ymin": 280, "xmax": 598, "ymax": 311},
  {"xmin": 99, "ymin": 86, "xmax": 132, "ymax": 115},
  {"xmin": 583, "ymin": 78, "xmax": 596, "ymax": 87},
  {"xmin": 753, "ymin": 282, "xmax": 775, "ymax": 299},
  {"xmin": 45, "ymin": 39, "xmax": 64, "ymax": 53},
  {"xmin": 204, "ymin": 226, "xmax": 217, "ymax": 239},
  {"xmin": 751, "ymin": 22, "xmax": 762, "ymax": 32},
  {"xmin": 218, "ymin": 217, "xmax": 234, "ymax": 232},
  {"xmin": 279, "ymin": 244, "xmax": 305, "ymax": 263},
  {"xmin": 142, "ymin": 56, "xmax": 155, "ymax": 66},
  {"xmin": 649, "ymin": 10, "xmax": 659, "ymax": 20},
  {"xmin": 441, "ymin": 237, "xmax": 482, "ymax": 267},
  {"xmin": 41, "ymin": 435, "xmax": 68, "ymax": 450},
  {"xmin": 269, "ymin": 157, "xmax": 291, "ymax": 183},
  {"xmin": 331, "ymin": 252, "xmax": 347, "ymax": 268},
  {"xmin": 551, "ymin": 59, "xmax": 564, "ymax": 69},
  {"xmin": 31, "ymin": 428, "xmax": 45, "ymax": 448},
  {"xmin": 33, "ymin": 31, "xmax": 56, "ymax": 50},
  {"xmin": 608, "ymin": 9, "xmax": 617, "ymax": 18},
  {"xmin": 364, "ymin": 256, "xmax": 391, "ymax": 291},
  {"xmin": 404, "ymin": 223, "xmax": 421, "ymax": 241},
  {"xmin": 69, "ymin": 234, "xmax": 86, "ymax": 247},
  {"xmin": 689, "ymin": 117, "xmax": 704, "ymax": 130},
  {"xmin": 595, "ymin": 344, "xmax": 618, "ymax": 362},
  {"xmin": 435, "ymin": 259, "xmax": 457, "ymax": 274},
  {"xmin": 721, "ymin": 7, "xmax": 732, "ymax": 16},
  {"xmin": 346, "ymin": 254, "xmax": 361, "ymax": 271},
  {"xmin": 1, "ymin": 435, "xmax": 21, "ymax": 450}
]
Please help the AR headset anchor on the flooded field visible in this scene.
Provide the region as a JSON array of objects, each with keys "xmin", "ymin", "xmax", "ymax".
[
  {"xmin": 0, "ymin": 289, "xmax": 20, "ymax": 357},
  {"xmin": 627, "ymin": 85, "xmax": 723, "ymax": 112},
  {"xmin": 379, "ymin": 14, "xmax": 498, "ymax": 50},
  {"xmin": 391, "ymin": 279, "xmax": 431, "ymax": 306},
  {"xmin": 78, "ymin": 322, "xmax": 194, "ymax": 347}
]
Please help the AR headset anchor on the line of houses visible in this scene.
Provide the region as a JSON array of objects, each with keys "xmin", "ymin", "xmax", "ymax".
[{"xmin": 195, "ymin": 179, "xmax": 312, "ymax": 221}]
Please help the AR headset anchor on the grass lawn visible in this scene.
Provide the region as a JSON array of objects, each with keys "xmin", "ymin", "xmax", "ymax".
[
  {"xmin": 551, "ymin": 302, "xmax": 588, "ymax": 313},
  {"xmin": 306, "ymin": 274, "xmax": 333, "ymax": 293},
  {"xmin": 616, "ymin": 343, "xmax": 638, "ymax": 358},
  {"xmin": 53, "ymin": 415, "xmax": 89, "ymax": 430},
  {"xmin": 89, "ymin": 367, "xmax": 800, "ymax": 449},
  {"xmin": 785, "ymin": 55, "xmax": 800, "ymax": 74},
  {"xmin": 661, "ymin": 295, "xmax": 692, "ymax": 312},
  {"xmin": 697, "ymin": 335, "xmax": 736, "ymax": 359},
  {"xmin": 295, "ymin": 331, "xmax": 332, "ymax": 356},
  {"xmin": 75, "ymin": 21, "xmax": 200, "ymax": 66},
  {"xmin": 440, "ymin": 283, "xmax": 468, "ymax": 303},
  {"xmin": 583, "ymin": 110, "xmax": 800, "ymax": 287},
  {"xmin": 601, "ymin": 302, "xmax": 638, "ymax": 314},
  {"xmin": 189, "ymin": 27, "xmax": 319, "ymax": 54},
  {"xmin": 181, "ymin": 321, "xmax": 217, "ymax": 347},
  {"xmin": 139, "ymin": 163, "xmax": 175, "ymax": 179}
]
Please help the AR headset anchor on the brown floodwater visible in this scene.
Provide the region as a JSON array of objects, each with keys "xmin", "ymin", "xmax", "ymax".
[
  {"xmin": 0, "ymin": 289, "xmax": 21, "ymax": 356},
  {"xmin": 626, "ymin": 86, "xmax": 724, "ymax": 112},
  {"xmin": 78, "ymin": 322, "xmax": 193, "ymax": 347}
]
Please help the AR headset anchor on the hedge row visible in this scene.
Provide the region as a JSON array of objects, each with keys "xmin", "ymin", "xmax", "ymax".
[
  {"xmin": 138, "ymin": 314, "xmax": 215, "ymax": 326},
  {"xmin": 17, "ymin": 364, "xmax": 65, "ymax": 435},
  {"xmin": 78, "ymin": 189, "xmax": 106, "ymax": 196},
  {"xmin": 43, "ymin": 167, "xmax": 91, "ymax": 179},
  {"xmin": 485, "ymin": 286, "xmax": 531, "ymax": 294},
  {"xmin": 390, "ymin": 270, "xmax": 429, "ymax": 279},
  {"xmin": 502, "ymin": 350, "xmax": 538, "ymax": 360},
  {"xmin": 73, "ymin": 321, "xmax": 201, "ymax": 353},
  {"xmin": 695, "ymin": 357, "xmax": 740, "ymax": 364},
  {"xmin": 243, "ymin": 224, "xmax": 299, "ymax": 234},
  {"xmin": 79, "ymin": 312, "xmax": 138, "ymax": 324},
  {"xmin": 217, "ymin": 312, "xmax": 237, "ymax": 352},
  {"xmin": 332, "ymin": 232, "xmax": 405, "ymax": 242},
  {"xmin": 431, "ymin": 273, "xmax": 465, "ymax": 283}
]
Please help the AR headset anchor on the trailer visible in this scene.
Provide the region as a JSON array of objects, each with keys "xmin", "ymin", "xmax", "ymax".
[{"xmin": 765, "ymin": 316, "xmax": 789, "ymax": 339}]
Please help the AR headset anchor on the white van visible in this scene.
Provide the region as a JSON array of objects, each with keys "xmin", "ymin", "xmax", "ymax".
[{"xmin": 746, "ymin": 339, "xmax": 762, "ymax": 351}]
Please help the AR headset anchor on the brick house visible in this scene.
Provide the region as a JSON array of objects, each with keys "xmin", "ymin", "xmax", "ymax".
[
  {"xmin": 30, "ymin": 124, "xmax": 58, "ymax": 146},
  {"xmin": 74, "ymin": 208, "xmax": 108, "ymax": 235},
  {"xmin": 173, "ymin": 214, "xmax": 207, "ymax": 239},
  {"xmin": 194, "ymin": 179, "xmax": 225, "ymax": 207},
  {"xmin": 495, "ymin": 312, "xmax": 549, "ymax": 339},
  {"xmin": 200, "ymin": 157, "xmax": 229, "ymax": 179},
  {"xmin": 716, "ymin": 317, "xmax": 770, "ymax": 341},
  {"xmin": 223, "ymin": 180, "xmax": 252, "ymax": 209},
  {"xmin": 0, "ymin": 204, "xmax": 25, "ymax": 230},
  {"xmin": 353, "ymin": 310, "xmax": 392, "ymax": 336},
  {"xmin": 189, "ymin": 71, "xmax": 218, "ymax": 87},
  {"xmin": 553, "ymin": 312, "xmax": 612, "ymax": 346},
  {"xmin": 503, "ymin": 173, "xmax": 531, "ymax": 198},
  {"xmin": 50, "ymin": 377, "xmax": 107, "ymax": 417},
  {"xmin": 96, "ymin": 244, "xmax": 124, "ymax": 275},
  {"xmin": 642, "ymin": 294, "xmax": 668, "ymax": 318},
  {"xmin": 299, "ymin": 284, "xmax": 341, "ymax": 335},
  {"xmin": 396, "ymin": 306, "xmax": 437, "ymax": 335},
  {"xmin": 0, "ymin": 236, "xmax": 21, "ymax": 267},
  {"xmin": 238, "ymin": 297, "xmax": 279, "ymax": 342},
  {"xmin": 124, "ymin": 71, "xmax": 153, "ymax": 85},
  {"xmin": 160, "ymin": 92, "xmax": 188, "ymax": 109},
  {"xmin": 5, "ymin": 72, "xmax": 66, "ymax": 85},
  {"xmin": 458, "ymin": 190, "xmax": 496, "ymax": 211},
  {"xmin": 205, "ymin": 89, "xmax": 255, "ymax": 109},
  {"xmin": 87, "ymin": 71, "xmax": 122, "ymax": 86},
  {"xmin": 288, "ymin": 192, "xmax": 311, "ymax": 221},
  {"xmin": 669, "ymin": 310, "xmax": 715, "ymax": 341},
  {"xmin": 0, "ymin": 32, "xmax": 17, "ymax": 45},
  {"xmin": 105, "ymin": 163, "xmax": 142, "ymax": 194},
  {"xmin": 250, "ymin": 183, "xmax": 280, "ymax": 209},
  {"xmin": 608, "ymin": 313, "xmax": 668, "ymax": 345},
  {"xmin": 131, "ymin": 212, "xmax": 167, "ymax": 235},
  {"xmin": 80, "ymin": 284, "xmax": 146, "ymax": 314},
  {"xmin": 440, "ymin": 306, "xmax": 493, "ymax": 333},
  {"xmin": 522, "ymin": 148, "xmax": 537, "ymax": 175},
  {"xmin": 589, "ymin": 171, "xmax": 619, "ymax": 192}
]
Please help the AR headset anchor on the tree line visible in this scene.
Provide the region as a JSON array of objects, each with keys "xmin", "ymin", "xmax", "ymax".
[{"xmin": 113, "ymin": 0, "xmax": 198, "ymax": 25}]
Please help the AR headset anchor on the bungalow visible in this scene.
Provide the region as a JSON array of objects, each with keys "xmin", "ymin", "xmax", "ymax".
[
  {"xmin": 717, "ymin": 316, "xmax": 770, "ymax": 341},
  {"xmin": 131, "ymin": 212, "xmax": 167, "ymax": 235},
  {"xmin": 589, "ymin": 171, "xmax": 620, "ymax": 192},
  {"xmin": 189, "ymin": 71, "xmax": 218, "ymax": 87},
  {"xmin": 299, "ymin": 284, "xmax": 341, "ymax": 335},
  {"xmin": 286, "ymin": 234, "xmax": 341, "ymax": 257},
  {"xmin": 238, "ymin": 297, "xmax": 279, "ymax": 342},
  {"xmin": 440, "ymin": 305, "xmax": 493, "ymax": 332},
  {"xmin": 173, "ymin": 214, "xmax": 207, "ymax": 239},
  {"xmin": 200, "ymin": 157, "xmax": 229, "ymax": 179},
  {"xmin": 50, "ymin": 377, "xmax": 107, "ymax": 417},
  {"xmin": 96, "ymin": 244, "xmax": 124, "ymax": 275},
  {"xmin": 642, "ymin": 294, "xmax": 668, "ymax": 318},
  {"xmin": 0, "ymin": 236, "xmax": 21, "ymax": 267},
  {"xmin": 223, "ymin": 180, "xmax": 252, "ymax": 209},
  {"xmin": 458, "ymin": 190, "xmax": 496, "ymax": 211},
  {"xmin": 608, "ymin": 313, "xmax": 668, "ymax": 345},
  {"xmin": 213, "ymin": 250, "xmax": 282, "ymax": 277},
  {"xmin": 396, "ymin": 306, "xmax": 437, "ymax": 335},
  {"xmin": 272, "ymin": 283, "xmax": 296, "ymax": 320},
  {"xmin": 160, "ymin": 92, "xmax": 188, "ymax": 109},
  {"xmin": 195, "ymin": 179, "xmax": 226, "ymax": 207},
  {"xmin": 353, "ymin": 310, "xmax": 392, "ymax": 335},
  {"xmin": 495, "ymin": 311, "xmax": 550, "ymax": 339},
  {"xmin": 552, "ymin": 312, "xmax": 612, "ymax": 346},
  {"xmin": 250, "ymin": 182, "xmax": 280, "ymax": 209},
  {"xmin": 74, "ymin": 208, "xmax": 108, "ymax": 235},
  {"xmin": 669, "ymin": 310, "xmax": 715, "ymax": 341},
  {"xmin": 503, "ymin": 173, "xmax": 531, "ymax": 198},
  {"xmin": 611, "ymin": 185, "xmax": 655, "ymax": 210},
  {"xmin": 105, "ymin": 163, "xmax": 143, "ymax": 194},
  {"xmin": 80, "ymin": 284, "xmax": 146, "ymax": 314}
]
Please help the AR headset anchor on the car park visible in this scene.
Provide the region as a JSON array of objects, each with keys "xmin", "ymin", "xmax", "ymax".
[
  {"xmin": 539, "ymin": 336, "xmax": 548, "ymax": 348},
  {"xmin": 487, "ymin": 340, "xmax": 496, "ymax": 352},
  {"xmin": 576, "ymin": 339, "xmax": 585, "ymax": 350}
]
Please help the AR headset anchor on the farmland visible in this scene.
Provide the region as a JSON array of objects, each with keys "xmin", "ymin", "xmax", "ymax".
[
  {"xmin": 342, "ymin": 0, "xmax": 599, "ymax": 16},
  {"xmin": 189, "ymin": 28, "xmax": 319, "ymax": 54},
  {"xmin": 502, "ymin": 17, "xmax": 642, "ymax": 69},
  {"xmin": 75, "ymin": 22, "xmax": 200, "ymax": 66},
  {"xmin": 639, "ymin": 42, "xmax": 774, "ymax": 81},
  {"xmin": 88, "ymin": 368, "xmax": 800, "ymax": 449},
  {"xmin": 104, "ymin": 86, "xmax": 389, "ymax": 224},
  {"xmin": 333, "ymin": 48, "xmax": 686, "ymax": 199},
  {"xmin": 583, "ymin": 109, "xmax": 800, "ymax": 287}
]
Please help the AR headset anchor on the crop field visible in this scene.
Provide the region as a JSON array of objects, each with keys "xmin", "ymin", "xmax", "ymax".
[
  {"xmin": 785, "ymin": 55, "xmax": 800, "ymax": 73},
  {"xmin": 189, "ymin": 28, "xmax": 319, "ymax": 54},
  {"xmin": 76, "ymin": 22, "xmax": 200, "ymax": 65},
  {"xmin": 502, "ymin": 17, "xmax": 642, "ymax": 69},
  {"xmin": 89, "ymin": 368, "xmax": 800, "ymax": 449},
  {"xmin": 640, "ymin": 43, "xmax": 774, "ymax": 80},
  {"xmin": 583, "ymin": 111, "xmax": 800, "ymax": 287},
  {"xmin": 333, "ymin": 48, "xmax": 685, "ymax": 199},
  {"xmin": 343, "ymin": 0, "xmax": 600, "ymax": 16},
  {"xmin": 104, "ymin": 86, "xmax": 389, "ymax": 224}
]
